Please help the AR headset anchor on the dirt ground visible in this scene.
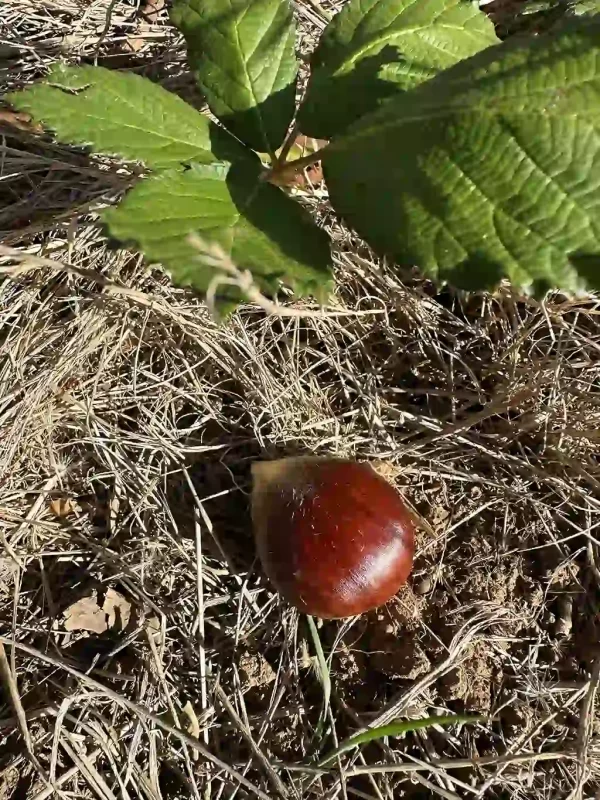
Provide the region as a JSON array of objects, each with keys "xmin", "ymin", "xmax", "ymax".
[{"xmin": 1, "ymin": 1, "xmax": 600, "ymax": 798}]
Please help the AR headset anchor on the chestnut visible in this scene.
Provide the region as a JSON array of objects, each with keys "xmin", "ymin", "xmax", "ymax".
[{"xmin": 251, "ymin": 457, "xmax": 415, "ymax": 619}]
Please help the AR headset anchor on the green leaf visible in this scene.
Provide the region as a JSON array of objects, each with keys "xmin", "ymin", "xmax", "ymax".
[
  {"xmin": 103, "ymin": 161, "xmax": 332, "ymax": 310},
  {"xmin": 571, "ymin": 0, "xmax": 600, "ymax": 15},
  {"xmin": 323, "ymin": 18, "xmax": 600, "ymax": 296},
  {"xmin": 298, "ymin": 0, "xmax": 498, "ymax": 139},
  {"xmin": 7, "ymin": 64, "xmax": 248, "ymax": 170},
  {"xmin": 318, "ymin": 714, "xmax": 483, "ymax": 766},
  {"xmin": 171, "ymin": 0, "xmax": 297, "ymax": 154}
]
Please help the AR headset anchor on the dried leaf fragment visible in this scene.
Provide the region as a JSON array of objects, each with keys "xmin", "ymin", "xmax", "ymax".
[
  {"xmin": 49, "ymin": 497, "xmax": 76, "ymax": 518},
  {"xmin": 103, "ymin": 588, "xmax": 132, "ymax": 630},
  {"xmin": 0, "ymin": 110, "xmax": 43, "ymax": 133},
  {"xmin": 63, "ymin": 595, "xmax": 107, "ymax": 634},
  {"xmin": 63, "ymin": 589, "xmax": 131, "ymax": 633}
]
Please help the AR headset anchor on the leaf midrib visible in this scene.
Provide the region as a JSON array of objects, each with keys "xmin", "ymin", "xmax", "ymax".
[
  {"xmin": 328, "ymin": 75, "xmax": 600, "ymax": 153},
  {"xmin": 226, "ymin": 0, "xmax": 282, "ymax": 153},
  {"xmin": 65, "ymin": 110, "xmax": 208, "ymax": 153},
  {"xmin": 38, "ymin": 80, "xmax": 213, "ymax": 162},
  {"xmin": 181, "ymin": 0, "xmax": 292, "ymax": 150},
  {"xmin": 226, "ymin": 176, "xmax": 262, "ymax": 258},
  {"xmin": 331, "ymin": 21, "xmax": 493, "ymax": 75}
]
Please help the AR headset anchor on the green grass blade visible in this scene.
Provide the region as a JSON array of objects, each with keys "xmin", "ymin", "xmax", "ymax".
[
  {"xmin": 306, "ymin": 615, "xmax": 331, "ymax": 734},
  {"xmin": 318, "ymin": 713, "xmax": 484, "ymax": 766}
]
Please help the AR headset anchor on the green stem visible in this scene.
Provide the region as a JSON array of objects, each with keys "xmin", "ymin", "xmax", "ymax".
[
  {"xmin": 265, "ymin": 145, "xmax": 329, "ymax": 182},
  {"xmin": 277, "ymin": 121, "xmax": 300, "ymax": 166},
  {"xmin": 268, "ymin": 147, "xmax": 280, "ymax": 168}
]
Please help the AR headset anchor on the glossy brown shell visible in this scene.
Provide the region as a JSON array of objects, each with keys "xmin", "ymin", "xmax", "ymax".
[{"xmin": 251, "ymin": 458, "xmax": 415, "ymax": 619}]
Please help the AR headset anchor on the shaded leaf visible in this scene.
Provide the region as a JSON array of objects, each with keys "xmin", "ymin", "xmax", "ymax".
[
  {"xmin": 299, "ymin": 0, "xmax": 498, "ymax": 138},
  {"xmin": 8, "ymin": 64, "xmax": 248, "ymax": 170},
  {"xmin": 571, "ymin": 0, "xmax": 600, "ymax": 13},
  {"xmin": 318, "ymin": 714, "xmax": 483, "ymax": 766},
  {"xmin": 171, "ymin": 0, "xmax": 297, "ymax": 154},
  {"xmin": 323, "ymin": 18, "xmax": 600, "ymax": 296},
  {"xmin": 104, "ymin": 160, "xmax": 332, "ymax": 310}
]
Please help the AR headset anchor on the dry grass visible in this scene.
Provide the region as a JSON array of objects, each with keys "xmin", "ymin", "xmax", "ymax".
[{"xmin": 1, "ymin": 1, "xmax": 600, "ymax": 798}]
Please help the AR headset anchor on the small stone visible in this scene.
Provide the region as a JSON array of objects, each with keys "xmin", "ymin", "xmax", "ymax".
[
  {"xmin": 238, "ymin": 652, "xmax": 276, "ymax": 692},
  {"xmin": 415, "ymin": 576, "xmax": 432, "ymax": 595}
]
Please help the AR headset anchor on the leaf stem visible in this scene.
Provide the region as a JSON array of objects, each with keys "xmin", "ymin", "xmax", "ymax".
[
  {"xmin": 267, "ymin": 147, "xmax": 279, "ymax": 167},
  {"xmin": 265, "ymin": 145, "xmax": 329, "ymax": 183},
  {"xmin": 283, "ymin": 147, "xmax": 328, "ymax": 171},
  {"xmin": 277, "ymin": 121, "xmax": 300, "ymax": 166}
]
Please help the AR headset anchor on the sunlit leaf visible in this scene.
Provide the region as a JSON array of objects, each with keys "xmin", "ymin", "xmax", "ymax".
[
  {"xmin": 324, "ymin": 18, "xmax": 600, "ymax": 295},
  {"xmin": 8, "ymin": 64, "xmax": 248, "ymax": 169}
]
